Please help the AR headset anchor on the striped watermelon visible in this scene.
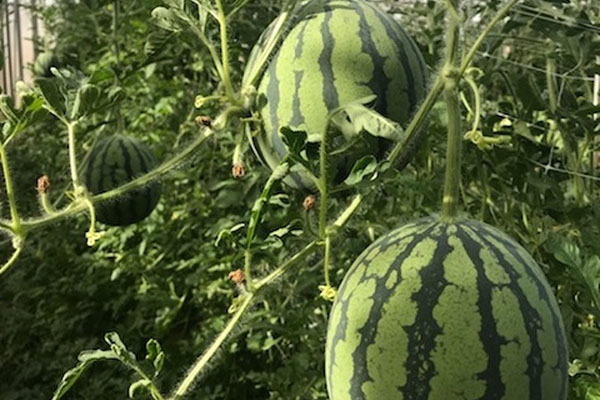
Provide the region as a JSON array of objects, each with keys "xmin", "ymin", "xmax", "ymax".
[
  {"xmin": 244, "ymin": 0, "xmax": 428, "ymax": 189},
  {"xmin": 326, "ymin": 217, "xmax": 568, "ymax": 400},
  {"xmin": 81, "ymin": 134, "xmax": 161, "ymax": 226}
]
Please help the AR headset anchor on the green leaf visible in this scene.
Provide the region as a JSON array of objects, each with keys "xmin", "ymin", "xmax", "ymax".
[
  {"xmin": 144, "ymin": 30, "xmax": 175, "ymax": 57},
  {"xmin": 0, "ymin": 95, "xmax": 20, "ymax": 125},
  {"xmin": 71, "ymin": 83, "xmax": 101, "ymax": 119},
  {"xmin": 280, "ymin": 126, "xmax": 307, "ymax": 155},
  {"xmin": 52, "ymin": 350, "xmax": 118, "ymax": 400},
  {"xmin": 151, "ymin": 7, "xmax": 183, "ymax": 32},
  {"xmin": 581, "ymin": 256, "xmax": 600, "ymax": 314},
  {"xmin": 35, "ymin": 78, "xmax": 66, "ymax": 117},
  {"xmin": 330, "ymin": 96, "xmax": 404, "ymax": 141},
  {"xmin": 344, "ymin": 156, "xmax": 378, "ymax": 186},
  {"xmin": 104, "ymin": 332, "xmax": 139, "ymax": 370},
  {"xmin": 552, "ymin": 238, "xmax": 583, "ymax": 268}
]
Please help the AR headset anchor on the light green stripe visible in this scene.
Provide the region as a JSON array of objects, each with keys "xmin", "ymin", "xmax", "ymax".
[
  {"xmin": 294, "ymin": 15, "xmax": 327, "ymax": 141},
  {"xmin": 428, "ymin": 231, "xmax": 487, "ymax": 399},
  {"xmin": 328, "ymin": 6, "xmax": 372, "ymax": 115}
]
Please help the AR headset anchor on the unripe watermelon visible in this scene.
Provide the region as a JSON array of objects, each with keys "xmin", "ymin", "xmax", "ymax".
[
  {"xmin": 33, "ymin": 52, "xmax": 60, "ymax": 78},
  {"xmin": 244, "ymin": 0, "xmax": 428, "ymax": 189},
  {"xmin": 326, "ymin": 217, "xmax": 568, "ymax": 400},
  {"xmin": 81, "ymin": 134, "xmax": 161, "ymax": 226}
]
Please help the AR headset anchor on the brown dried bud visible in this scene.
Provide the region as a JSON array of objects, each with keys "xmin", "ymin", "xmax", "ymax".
[
  {"xmin": 232, "ymin": 162, "xmax": 246, "ymax": 179},
  {"xmin": 303, "ymin": 194, "xmax": 316, "ymax": 212},
  {"xmin": 195, "ymin": 115, "xmax": 212, "ymax": 127},
  {"xmin": 593, "ymin": 151, "xmax": 600, "ymax": 170},
  {"xmin": 37, "ymin": 175, "xmax": 50, "ymax": 194},
  {"xmin": 228, "ymin": 269, "xmax": 246, "ymax": 285}
]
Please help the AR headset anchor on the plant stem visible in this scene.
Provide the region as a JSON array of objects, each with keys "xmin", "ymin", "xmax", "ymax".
[
  {"xmin": 0, "ymin": 239, "xmax": 24, "ymax": 276},
  {"xmin": 323, "ymin": 235, "xmax": 331, "ymax": 287},
  {"xmin": 0, "ymin": 141, "xmax": 21, "ymax": 233},
  {"xmin": 319, "ymin": 125, "xmax": 329, "ymax": 238},
  {"xmin": 215, "ymin": 0, "xmax": 236, "ymax": 102},
  {"xmin": 441, "ymin": 0, "xmax": 462, "ymax": 221},
  {"xmin": 67, "ymin": 121, "xmax": 82, "ymax": 192},
  {"xmin": 169, "ymin": 292, "xmax": 255, "ymax": 400},
  {"xmin": 245, "ymin": 161, "xmax": 289, "ymax": 289},
  {"xmin": 255, "ymin": 241, "xmax": 318, "ymax": 290},
  {"xmin": 458, "ymin": 0, "xmax": 521, "ymax": 77},
  {"xmin": 387, "ymin": 75, "xmax": 444, "ymax": 164}
]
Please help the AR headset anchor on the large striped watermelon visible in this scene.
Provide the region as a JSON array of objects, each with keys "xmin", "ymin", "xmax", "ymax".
[
  {"xmin": 244, "ymin": 0, "xmax": 428, "ymax": 189},
  {"xmin": 326, "ymin": 217, "xmax": 568, "ymax": 399},
  {"xmin": 81, "ymin": 134, "xmax": 161, "ymax": 226}
]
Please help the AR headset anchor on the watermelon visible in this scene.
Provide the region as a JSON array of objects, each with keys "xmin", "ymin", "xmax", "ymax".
[
  {"xmin": 244, "ymin": 0, "xmax": 428, "ymax": 189},
  {"xmin": 33, "ymin": 52, "xmax": 60, "ymax": 78},
  {"xmin": 325, "ymin": 217, "xmax": 568, "ymax": 400},
  {"xmin": 81, "ymin": 134, "xmax": 161, "ymax": 226}
]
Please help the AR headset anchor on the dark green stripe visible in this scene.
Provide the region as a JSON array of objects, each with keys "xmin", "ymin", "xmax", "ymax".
[
  {"xmin": 401, "ymin": 225, "xmax": 449, "ymax": 399},
  {"xmin": 290, "ymin": 70, "xmax": 305, "ymax": 127},
  {"xmin": 318, "ymin": 5, "xmax": 339, "ymax": 111},
  {"xmin": 352, "ymin": 2, "xmax": 390, "ymax": 116},
  {"xmin": 264, "ymin": 53, "xmax": 285, "ymax": 156},
  {"xmin": 361, "ymin": 1, "xmax": 417, "ymax": 112},
  {"xmin": 120, "ymin": 138, "xmax": 144, "ymax": 223},
  {"xmin": 107, "ymin": 140, "xmax": 125, "ymax": 225},
  {"xmin": 86, "ymin": 137, "xmax": 111, "ymax": 193},
  {"xmin": 464, "ymin": 223, "xmax": 546, "ymax": 400},
  {"xmin": 455, "ymin": 226, "xmax": 505, "ymax": 399},
  {"xmin": 468, "ymin": 222, "xmax": 568, "ymax": 400}
]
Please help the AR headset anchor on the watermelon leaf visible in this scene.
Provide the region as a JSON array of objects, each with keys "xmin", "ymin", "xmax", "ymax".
[
  {"xmin": 330, "ymin": 96, "xmax": 405, "ymax": 141},
  {"xmin": 280, "ymin": 126, "xmax": 307, "ymax": 155},
  {"xmin": 151, "ymin": 7, "xmax": 184, "ymax": 32},
  {"xmin": 35, "ymin": 78, "xmax": 67, "ymax": 117},
  {"xmin": 343, "ymin": 155, "xmax": 378, "ymax": 186},
  {"xmin": 52, "ymin": 349, "xmax": 118, "ymax": 400}
]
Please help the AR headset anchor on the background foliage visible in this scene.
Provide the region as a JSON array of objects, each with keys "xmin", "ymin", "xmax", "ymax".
[{"xmin": 1, "ymin": 0, "xmax": 599, "ymax": 399}]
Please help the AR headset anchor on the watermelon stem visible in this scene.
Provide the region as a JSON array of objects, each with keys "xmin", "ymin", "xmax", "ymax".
[
  {"xmin": 0, "ymin": 239, "xmax": 24, "ymax": 277},
  {"xmin": 215, "ymin": 0, "xmax": 237, "ymax": 102},
  {"xmin": 440, "ymin": 0, "xmax": 462, "ymax": 221},
  {"xmin": 245, "ymin": 159, "xmax": 290, "ymax": 290},
  {"xmin": 0, "ymin": 136, "xmax": 25, "ymax": 276},
  {"xmin": 67, "ymin": 121, "xmax": 84, "ymax": 195},
  {"xmin": 171, "ymin": 240, "xmax": 319, "ymax": 400}
]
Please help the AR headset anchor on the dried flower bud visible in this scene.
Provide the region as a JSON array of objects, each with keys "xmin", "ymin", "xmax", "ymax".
[
  {"xmin": 303, "ymin": 194, "xmax": 316, "ymax": 212},
  {"xmin": 37, "ymin": 175, "xmax": 50, "ymax": 194},
  {"xmin": 232, "ymin": 162, "xmax": 246, "ymax": 179},
  {"xmin": 228, "ymin": 269, "xmax": 246, "ymax": 285},
  {"xmin": 195, "ymin": 116, "xmax": 212, "ymax": 128}
]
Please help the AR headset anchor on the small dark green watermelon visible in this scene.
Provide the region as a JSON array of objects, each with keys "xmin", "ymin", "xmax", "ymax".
[
  {"xmin": 244, "ymin": 0, "xmax": 428, "ymax": 189},
  {"xmin": 33, "ymin": 52, "xmax": 60, "ymax": 78},
  {"xmin": 81, "ymin": 134, "xmax": 161, "ymax": 226},
  {"xmin": 326, "ymin": 217, "xmax": 568, "ymax": 400}
]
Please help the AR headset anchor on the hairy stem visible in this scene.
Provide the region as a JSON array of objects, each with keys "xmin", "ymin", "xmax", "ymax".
[
  {"xmin": 170, "ymin": 293, "xmax": 255, "ymax": 400},
  {"xmin": 441, "ymin": 0, "xmax": 462, "ymax": 221},
  {"xmin": 67, "ymin": 121, "xmax": 82, "ymax": 192},
  {"xmin": 0, "ymin": 141, "xmax": 21, "ymax": 233},
  {"xmin": 215, "ymin": 0, "xmax": 236, "ymax": 101},
  {"xmin": 0, "ymin": 239, "xmax": 24, "ymax": 276}
]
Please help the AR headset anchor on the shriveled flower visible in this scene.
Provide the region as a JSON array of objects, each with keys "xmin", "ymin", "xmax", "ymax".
[
  {"xmin": 37, "ymin": 175, "xmax": 51, "ymax": 194},
  {"xmin": 303, "ymin": 194, "xmax": 316, "ymax": 212}
]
